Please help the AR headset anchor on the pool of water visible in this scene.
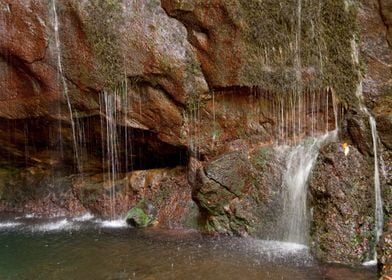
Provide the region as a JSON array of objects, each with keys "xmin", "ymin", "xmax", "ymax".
[{"xmin": 0, "ymin": 215, "xmax": 376, "ymax": 280}]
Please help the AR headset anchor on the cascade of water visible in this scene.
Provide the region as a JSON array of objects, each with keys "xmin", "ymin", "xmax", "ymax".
[
  {"xmin": 98, "ymin": 81, "xmax": 129, "ymax": 220},
  {"xmin": 281, "ymin": 130, "xmax": 337, "ymax": 244},
  {"xmin": 51, "ymin": 0, "xmax": 81, "ymax": 172},
  {"xmin": 100, "ymin": 90, "xmax": 120, "ymax": 220},
  {"xmin": 274, "ymin": 85, "xmax": 338, "ymax": 244},
  {"xmin": 212, "ymin": 91, "xmax": 216, "ymax": 142}
]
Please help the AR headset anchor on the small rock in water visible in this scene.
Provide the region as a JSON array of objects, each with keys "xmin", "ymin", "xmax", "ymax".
[{"xmin": 125, "ymin": 200, "xmax": 157, "ymax": 228}]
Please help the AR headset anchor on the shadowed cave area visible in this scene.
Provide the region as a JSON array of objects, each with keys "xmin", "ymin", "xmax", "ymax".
[{"xmin": 0, "ymin": 116, "xmax": 188, "ymax": 172}]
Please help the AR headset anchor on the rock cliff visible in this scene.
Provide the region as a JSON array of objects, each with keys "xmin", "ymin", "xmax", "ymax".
[{"xmin": 0, "ymin": 0, "xmax": 391, "ymax": 276}]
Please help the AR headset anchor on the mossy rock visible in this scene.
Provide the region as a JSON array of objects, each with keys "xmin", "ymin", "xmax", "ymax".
[
  {"xmin": 125, "ymin": 200, "xmax": 157, "ymax": 228},
  {"xmin": 125, "ymin": 207, "xmax": 154, "ymax": 228}
]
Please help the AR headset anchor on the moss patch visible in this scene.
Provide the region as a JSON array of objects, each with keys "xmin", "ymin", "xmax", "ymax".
[
  {"xmin": 83, "ymin": 0, "xmax": 125, "ymax": 90},
  {"xmin": 126, "ymin": 199, "xmax": 156, "ymax": 228},
  {"xmin": 125, "ymin": 207, "xmax": 153, "ymax": 227},
  {"xmin": 237, "ymin": 0, "xmax": 359, "ymax": 106}
]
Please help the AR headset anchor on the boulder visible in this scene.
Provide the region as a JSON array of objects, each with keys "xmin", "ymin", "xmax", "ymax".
[
  {"xmin": 309, "ymin": 142, "xmax": 375, "ymax": 264},
  {"xmin": 126, "ymin": 201, "xmax": 156, "ymax": 228}
]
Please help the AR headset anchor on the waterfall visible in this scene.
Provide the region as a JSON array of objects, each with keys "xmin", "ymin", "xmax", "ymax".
[
  {"xmin": 51, "ymin": 0, "xmax": 81, "ymax": 172},
  {"xmin": 99, "ymin": 81, "xmax": 128, "ymax": 220},
  {"xmin": 100, "ymin": 91, "xmax": 120, "ymax": 220},
  {"xmin": 274, "ymin": 85, "xmax": 338, "ymax": 244},
  {"xmin": 280, "ymin": 130, "xmax": 337, "ymax": 244}
]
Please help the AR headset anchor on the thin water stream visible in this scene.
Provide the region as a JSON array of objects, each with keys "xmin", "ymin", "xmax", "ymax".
[
  {"xmin": 355, "ymin": 82, "xmax": 384, "ymax": 262},
  {"xmin": 369, "ymin": 117, "xmax": 384, "ymax": 245},
  {"xmin": 51, "ymin": 0, "xmax": 81, "ymax": 172}
]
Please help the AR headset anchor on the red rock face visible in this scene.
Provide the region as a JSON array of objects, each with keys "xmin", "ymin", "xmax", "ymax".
[
  {"xmin": 0, "ymin": 1, "xmax": 48, "ymax": 63},
  {"xmin": 162, "ymin": 0, "xmax": 244, "ymax": 88},
  {"xmin": 0, "ymin": 1, "xmax": 391, "ymax": 275},
  {"xmin": 0, "ymin": 0, "xmax": 202, "ymax": 228},
  {"xmin": 380, "ymin": 0, "xmax": 392, "ymax": 46},
  {"xmin": 0, "ymin": 1, "xmax": 61, "ymax": 118}
]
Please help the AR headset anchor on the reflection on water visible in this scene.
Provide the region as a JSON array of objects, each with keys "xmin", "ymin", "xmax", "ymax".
[{"xmin": 0, "ymin": 217, "xmax": 376, "ymax": 280}]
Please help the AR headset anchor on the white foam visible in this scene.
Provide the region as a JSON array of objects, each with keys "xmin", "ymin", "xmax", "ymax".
[
  {"xmin": 0, "ymin": 222, "xmax": 22, "ymax": 228},
  {"xmin": 24, "ymin": 213, "xmax": 36, "ymax": 218},
  {"xmin": 72, "ymin": 213, "xmax": 94, "ymax": 222},
  {"xmin": 99, "ymin": 219, "xmax": 127, "ymax": 228},
  {"xmin": 362, "ymin": 260, "xmax": 377, "ymax": 266},
  {"xmin": 35, "ymin": 219, "xmax": 74, "ymax": 232},
  {"xmin": 253, "ymin": 240, "xmax": 308, "ymax": 252}
]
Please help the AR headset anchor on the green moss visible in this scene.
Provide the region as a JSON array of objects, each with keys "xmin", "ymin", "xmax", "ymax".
[
  {"xmin": 126, "ymin": 199, "xmax": 157, "ymax": 227},
  {"xmin": 238, "ymin": 0, "xmax": 359, "ymax": 105},
  {"xmin": 125, "ymin": 207, "xmax": 153, "ymax": 227},
  {"xmin": 79, "ymin": 183, "xmax": 102, "ymax": 204},
  {"xmin": 83, "ymin": 0, "xmax": 124, "ymax": 90},
  {"xmin": 0, "ymin": 166, "xmax": 21, "ymax": 201}
]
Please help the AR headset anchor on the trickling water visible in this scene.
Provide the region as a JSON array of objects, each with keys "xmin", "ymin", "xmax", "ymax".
[
  {"xmin": 380, "ymin": 155, "xmax": 388, "ymax": 179},
  {"xmin": 281, "ymin": 130, "xmax": 337, "ymax": 244},
  {"xmin": 98, "ymin": 81, "xmax": 129, "ymax": 220},
  {"xmin": 51, "ymin": 0, "xmax": 81, "ymax": 172},
  {"xmin": 355, "ymin": 82, "xmax": 384, "ymax": 261},
  {"xmin": 262, "ymin": 88, "xmax": 336, "ymax": 146},
  {"xmin": 369, "ymin": 117, "xmax": 384, "ymax": 245},
  {"xmin": 100, "ymin": 91, "xmax": 120, "ymax": 219}
]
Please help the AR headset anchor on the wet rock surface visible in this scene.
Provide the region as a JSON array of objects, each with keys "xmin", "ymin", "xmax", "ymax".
[
  {"xmin": 0, "ymin": 0, "xmax": 391, "ymax": 275},
  {"xmin": 0, "ymin": 166, "xmax": 196, "ymax": 229},
  {"xmin": 379, "ymin": 218, "xmax": 392, "ymax": 279},
  {"xmin": 309, "ymin": 143, "xmax": 375, "ymax": 264}
]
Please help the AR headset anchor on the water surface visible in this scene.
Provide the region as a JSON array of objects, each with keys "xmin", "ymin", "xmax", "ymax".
[{"xmin": 0, "ymin": 217, "xmax": 376, "ymax": 280}]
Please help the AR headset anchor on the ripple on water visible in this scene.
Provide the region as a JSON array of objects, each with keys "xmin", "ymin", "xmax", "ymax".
[
  {"xmin": 33, "ymin": 219, "xmax": 77, "ymax": 232},
  {"xmin": 72, "ymin": 213, "xmax": 94, "ymax": 222},
  {"xmin": 0, "ymin": 222, "xmax": 22, "ymax": 229}
]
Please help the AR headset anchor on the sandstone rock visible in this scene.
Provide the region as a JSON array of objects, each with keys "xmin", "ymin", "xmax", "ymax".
[
  {"xmin": 0, "ymin": 1, "xmax": 391, "ymax": 275},
  {"xmin": 380, "ymin": 0, "xmax": 392, "ymax": 46},
  {"xmin": 309, "ymin": 142, "xmax": 375, "ymax": 264},
  {"xmin": 194, "ymin": 151, "xmax": 256, "ymax": 235},
  {"xmin": 378, "ymin": 218, "xmax": 392, "ymax": 279},
  {"xmin": 0, "ymin": 0, "xmax": 208, "ymax": 169},
  {"xmin": 193, "ymin": 146, "xmax": 285, "ymax": 237}
]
